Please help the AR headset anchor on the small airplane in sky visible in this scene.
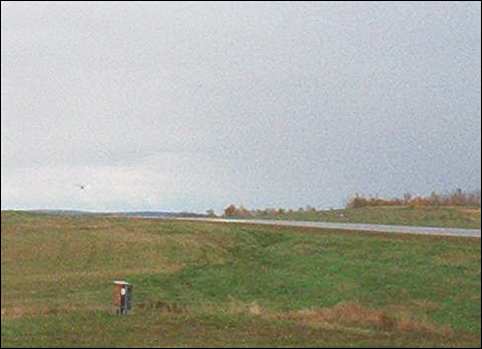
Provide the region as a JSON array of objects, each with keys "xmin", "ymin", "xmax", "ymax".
[{"xmin": 75, "ymin": 184, "xmax": 88, "ymax": 191}]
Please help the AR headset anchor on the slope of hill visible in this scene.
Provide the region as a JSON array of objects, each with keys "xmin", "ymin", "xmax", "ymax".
[{"xmin": 1, "ymin": 212, "xmax": 480, "ymax": 347}]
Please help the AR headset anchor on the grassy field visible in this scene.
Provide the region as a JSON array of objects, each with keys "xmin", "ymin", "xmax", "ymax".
[
  {"xmin": 1, "ymin": 211, "xmax": 481, "ymax": 347},
  {"xmin": 246, "ymin": 206, "xmax": 481, "ymax": 229}
]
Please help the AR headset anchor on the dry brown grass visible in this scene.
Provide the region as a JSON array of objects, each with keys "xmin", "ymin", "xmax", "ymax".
[
  {"xmin": 0, "ymin": 300, "xmax": 461, "ymax": 345},
  {"xmin": 284, "ymin": 303, "xmax": 392, "ymax": 327},
  {"xmin": 397, "ymin": 314, "xmax": 454, "ymax": 337},
  {"xmin": 434, "ymin": 249, "xmax": 482, "ymax": 267},
  {"xmin": 459, "ymin": 208, "xmax": 481, "ymax": 214},
  {"xmin": 283, "ymin": 302, "xmax": 456, "ymax": 337},
  {"xmin": 13, "ymin": 266, "xmax": 184, "ymax": 284},
  {"xmin": 197, "ymin": 301, "xmax": 457, "ymax": 338},
  {"xmin": 1, "ymin": 304, "xmax": 109, "ymax": 320}
]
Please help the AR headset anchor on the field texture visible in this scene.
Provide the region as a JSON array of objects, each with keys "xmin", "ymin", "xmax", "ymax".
[{"xmin": 1, "ymin": 211, "xmax": 481, "ymax": 347}]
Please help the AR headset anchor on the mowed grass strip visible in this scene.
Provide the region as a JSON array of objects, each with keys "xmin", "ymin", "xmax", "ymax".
[{"xmin": 1, "ymin": 212, "xmax": 481, "ymax": 347}]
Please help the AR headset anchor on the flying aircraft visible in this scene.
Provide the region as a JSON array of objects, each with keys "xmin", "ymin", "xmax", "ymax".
[{"xmin": 75, "ymin": 184, "xmax": 88, "ymax": 191}]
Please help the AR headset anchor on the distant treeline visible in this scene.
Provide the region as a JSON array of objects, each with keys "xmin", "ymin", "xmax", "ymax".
[
  {"xmin": 222, "ymin": 205, "xmax": 314, "ymax": 218},
  {"xmin": 346, "ymin": 189, "xmax": 481, "ymax": 209},
  {"xmin": 221, "ymin": 189, "xmax": 481, "ymax": 217}
]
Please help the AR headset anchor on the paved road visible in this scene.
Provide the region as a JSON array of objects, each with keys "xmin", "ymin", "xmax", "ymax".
[{"xmin": 174, "ymin": 218, "xmax": 481, "ymax": 238}]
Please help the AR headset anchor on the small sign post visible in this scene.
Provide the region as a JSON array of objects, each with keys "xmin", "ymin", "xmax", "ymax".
[{"xmin": 113, "ymin": 281, "xmax": 133, "ymax": 315}]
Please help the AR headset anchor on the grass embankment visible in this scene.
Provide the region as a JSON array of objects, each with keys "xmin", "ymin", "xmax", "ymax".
[
  {"xmin": 247, "ymin": 206, "xmax": 481, "ymax": 229},
  {"xmin": 1, "ymin": 211, "xmax": 481, "ymax": 347}
]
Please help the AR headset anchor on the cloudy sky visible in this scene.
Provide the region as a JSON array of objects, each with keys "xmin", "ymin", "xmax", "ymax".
[{"xmin": 1, "ymin": 1, "xmax": 481, "ymax": 213}]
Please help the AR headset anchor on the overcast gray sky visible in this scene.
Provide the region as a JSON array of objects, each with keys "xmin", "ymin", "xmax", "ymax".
[{"xmin": 1, "ymin": 1, "xmax": 481, "ymax": 213}]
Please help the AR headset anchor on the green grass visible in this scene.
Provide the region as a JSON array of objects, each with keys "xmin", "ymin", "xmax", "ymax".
[
  {"xmin": 247, "ymin": 206, "xmax": 481, "ymax": 229},
  {"xmin": 1, "ymin": 211, "xmax": 481, "ymax": 347}
]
